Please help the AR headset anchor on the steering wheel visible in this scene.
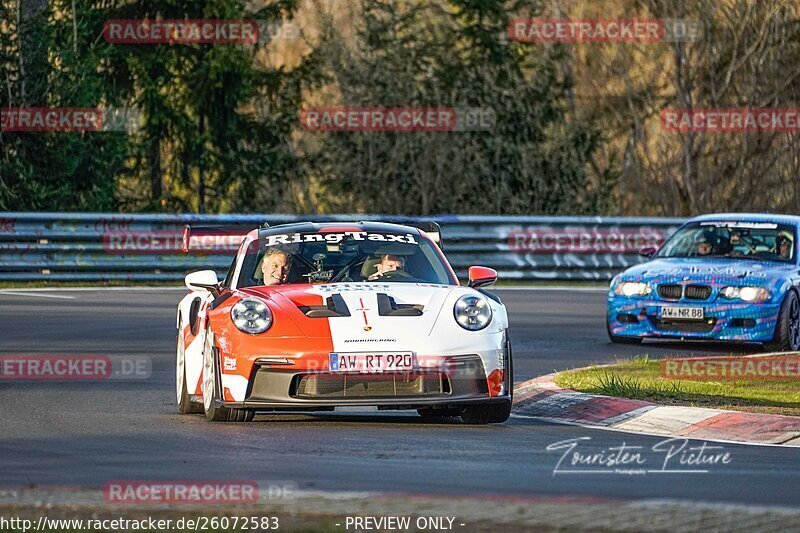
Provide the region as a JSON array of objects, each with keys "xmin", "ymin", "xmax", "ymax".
[
  {"xmin": 382, "ymin": 269, "xmax": 411, "ymax": 278},
  {"xmin": 370, "ymin": 269, "xmax": 424, "ymax": 282},
  {"xmin": 751, "ymin": 250, "xmax": 782, "ymax": 261}
]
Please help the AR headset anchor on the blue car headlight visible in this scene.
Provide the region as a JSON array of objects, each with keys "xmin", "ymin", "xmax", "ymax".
[
  {"xmin": 720, "ymin": 286, "xmax": 771, "ymax": 303},
  {"xmin": 613, "ymin": 281, "xmax": 652, "ymax": 297}
]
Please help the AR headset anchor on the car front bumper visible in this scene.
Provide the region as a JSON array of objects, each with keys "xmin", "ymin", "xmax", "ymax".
[
  {"xmin": 216, "ymin": 349, "xmax": 511, "ymax": 411},
  {"xmin": 607, "ymin": 297, "xmax": 782, "ymax": 342}
]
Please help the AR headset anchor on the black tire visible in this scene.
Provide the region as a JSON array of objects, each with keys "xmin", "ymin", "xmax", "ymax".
[
  {"xmin": 177, "ymin": 328, "xmax": 202, "ymax": 414},
  {"xmin": 607, "ymin": 320, "xmax": 642, "ymax": 344},
  {"xmin": 203, "ymin": 334, "xmax": 254, "ymax": 422},
  {"xmin": 765, "ymin": 290, "xmax": 800, "ymax": 352},
  {"xmin": 461, "ymin": 401, "xmax": 512, "ymax": 425},
  {"xmin": 417, "ymin": 408, "xmax": 461, "ymax": 419},
  {"xmin": 459, "ymin": 329, "xmax": 515, "ymax": 425},
  {"xmin": 505, "ymin": 330, "xmax": 514, "ymax": 402},
  {"xmin": 178, "ymin": 365, "xmax": 203, "ymax": 414}
]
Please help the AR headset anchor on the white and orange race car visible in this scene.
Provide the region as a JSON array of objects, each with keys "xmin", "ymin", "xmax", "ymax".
[{"xmin": 176, "ymin": 221, "xmax": 512, "ymax": 424}]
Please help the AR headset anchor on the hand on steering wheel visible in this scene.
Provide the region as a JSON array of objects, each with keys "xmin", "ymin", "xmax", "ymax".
[
  {"xmin": 368, "ymin": 269, "xmax": 412, "ymax": 281},
  {"xmin": 381, "ymin": 269, "xmax": 411, "ymax": 279}
]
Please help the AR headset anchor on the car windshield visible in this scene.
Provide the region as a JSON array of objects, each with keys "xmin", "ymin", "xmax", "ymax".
[
  {"xmin": 658, "ymin": 221, "xmax": 796, "ymax": 263},
  {"xmin": 236, "ymin": 230, "xmax": 455, "ymax": 287}
]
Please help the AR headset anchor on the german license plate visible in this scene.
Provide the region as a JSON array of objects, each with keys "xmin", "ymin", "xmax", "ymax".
[
  {"xmin": 660, "ymin": 306, "xmax": 704, "ymax": 320},
  {"xmin": 329, "ymin": 352, "xmax": 414, "ymax": 373}
]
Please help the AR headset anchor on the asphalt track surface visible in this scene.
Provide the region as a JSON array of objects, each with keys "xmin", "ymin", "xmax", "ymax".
[{"xmin": 0, "ymin": 287, "xmax": 797, "ymax": 507}]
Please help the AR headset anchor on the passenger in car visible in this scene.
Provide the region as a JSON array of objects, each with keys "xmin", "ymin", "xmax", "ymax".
[
  {"xmin": 776, "ymin": 231, "xmax": 794, "ymax": 261},
  {"xmin": 367, "ymin": 254, "xmax": 405, "ymax": 280}
]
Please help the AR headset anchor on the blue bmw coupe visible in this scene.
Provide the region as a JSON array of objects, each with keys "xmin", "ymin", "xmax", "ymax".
[{"xmin": 607, "ymin": 214, "xmax": 800, "ymax": 350}]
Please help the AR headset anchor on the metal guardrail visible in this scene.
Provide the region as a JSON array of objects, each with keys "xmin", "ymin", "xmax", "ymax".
[{"xmin": 0, "ymin": 213, "xmax": 686, "ymax": 282}]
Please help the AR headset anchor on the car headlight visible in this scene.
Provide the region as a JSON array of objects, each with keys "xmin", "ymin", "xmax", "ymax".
[
  {"xmin": 454, "ymin": 295, "xmax": 493, "ymax": 331},
  {"xmin": 720, "ymin": 286, "xmax": 771, "ymax": 302},
  {"xmin": 231, "ymin": 298, "xmax": 273, "ymax": 334},
  {"xmin": 613, "ymin": 281, "xmax": 652, "ymax": 297}
]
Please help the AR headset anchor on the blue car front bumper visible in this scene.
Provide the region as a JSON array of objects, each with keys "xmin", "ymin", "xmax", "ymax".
[{"xmin": 607, "ymin": 297, "xmax": 781, "ymax": 342}]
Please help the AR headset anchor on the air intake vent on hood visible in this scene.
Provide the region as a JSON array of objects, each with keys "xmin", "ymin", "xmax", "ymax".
[
  {"xmin": 377, "ymin": 293, "xmax": 423, "ymax": 316},
  {"xmin": 298, "ymin": 294, "xmax": 351, "ymax": 317}
]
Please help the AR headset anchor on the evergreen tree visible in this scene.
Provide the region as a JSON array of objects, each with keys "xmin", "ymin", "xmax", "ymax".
[
  {"xmin": 0, "ymin": 0, "xmax": 127, "ymax": 211},
  {"xmin": 106, "ymin": 0, "xmax": 313, "ymax": 213}
]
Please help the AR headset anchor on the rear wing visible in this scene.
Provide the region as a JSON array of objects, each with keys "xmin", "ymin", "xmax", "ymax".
[
  {"xmin": 181, "ymin": 224, "xmax": 256, "ymax": 254},
  {"xmin": 411, "ymin": 221, "xmax": 443, "ymax": 249}
]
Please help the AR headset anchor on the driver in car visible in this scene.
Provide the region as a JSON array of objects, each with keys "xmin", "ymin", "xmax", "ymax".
[
  {"xmin": 368, "ymin": 254, "xmax": 405, "ymax": 280},
  {"xmin": 694, "ymin": 232, "xmax": 714, "ymax": 256},
  {"xmin": 261, "ymin": 247, "xmax": 291, "ymax": 286}
]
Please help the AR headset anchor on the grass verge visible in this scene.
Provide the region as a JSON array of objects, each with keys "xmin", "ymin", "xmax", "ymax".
[{"xmin": 554, "ymin": 355, "xmax": 800, "ymax": 417}]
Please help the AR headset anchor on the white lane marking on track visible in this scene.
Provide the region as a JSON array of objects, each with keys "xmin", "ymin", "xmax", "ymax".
[{"xmin": 0, "ymin": 291, "xmax": 76, "ymax": 300}]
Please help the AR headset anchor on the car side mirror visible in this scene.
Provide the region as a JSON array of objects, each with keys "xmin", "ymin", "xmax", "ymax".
[
  {"xmin": 468, "ymin": 266, "xmax": 498, "ymax": 289},
  {"xmin": 639, "ymin": 247, "xmax": 657, "ymax": 259},
  {"xmin": 185, "ymin": 270, "xmax": 220, "ymax": 293}
]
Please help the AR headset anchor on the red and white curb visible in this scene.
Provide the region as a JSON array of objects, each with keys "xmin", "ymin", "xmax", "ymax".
[{"xmin": 512, "ymin": 373, "xmax": 800, "ymax": 446}]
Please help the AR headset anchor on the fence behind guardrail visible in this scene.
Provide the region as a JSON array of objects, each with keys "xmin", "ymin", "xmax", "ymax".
[{"xmin": 0, "ymin": 213, "xmax": 685, "ymax": 282}]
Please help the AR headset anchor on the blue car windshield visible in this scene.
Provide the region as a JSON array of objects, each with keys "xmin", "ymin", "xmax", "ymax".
[{"xmin": 658, "ymin": 221, "xmax": 796, "ymax": 263}]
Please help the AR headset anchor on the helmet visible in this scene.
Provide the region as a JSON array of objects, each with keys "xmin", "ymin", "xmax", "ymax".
[
  {"xmin": 695, "ymin": 229, "xmax": 715, "ymax": 244},
  {"xmin": 777, "ymin": 230, "xmax": 793, "ymax": 245}
]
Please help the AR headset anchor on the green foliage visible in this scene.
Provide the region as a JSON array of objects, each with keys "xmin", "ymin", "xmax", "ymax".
[
  {"xmin": 596, "ymin": 372, "xmax": 646, "ymax": 397},
  {"xmin": 1, "ymin": 0, "xmax": 312, "ymax": 213},
  {"xmin": 555, "ymin": 358, "xmax": 800, "ymax": 415},
  {"xmin": 0, "ymin": 0, "xmax": 614, "ymax": 214},
  {"xmin": 105, "ymin": 0, "xmax": 311, "ymax": 213},
  {"xmin": 311, "ymin": 0, "xmax": 610, "ymax": 215},
  {"xmin": 0, "ymin": 0, "xmax": 126, "ymax": 211}
]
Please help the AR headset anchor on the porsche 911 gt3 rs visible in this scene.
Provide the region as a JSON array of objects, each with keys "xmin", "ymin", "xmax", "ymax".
[{"xmin": 176, "ymin": 221, "xmax": 513, "ymax": 424}]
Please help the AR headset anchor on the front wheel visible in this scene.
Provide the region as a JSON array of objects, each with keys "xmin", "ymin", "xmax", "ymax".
[
  {"xmin": 202, "ymin": 332, "xmax": 254, "ymax": 422},
  {"xmin": 461, "ymin": 401, "xmax": 512, "ymax": 424},
  {"xmin": 765, "ymin": 290, "xmax": 800, "ymax": 352}
]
